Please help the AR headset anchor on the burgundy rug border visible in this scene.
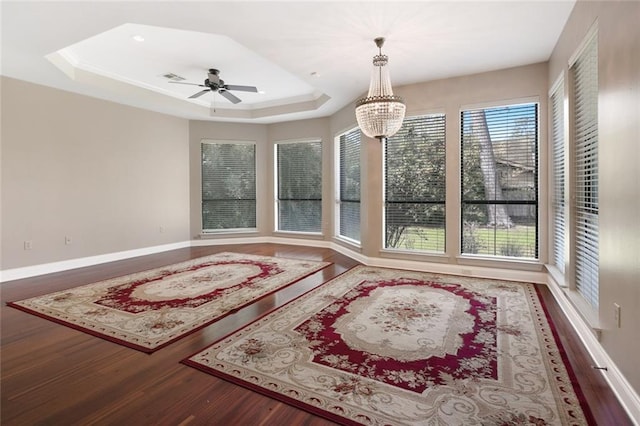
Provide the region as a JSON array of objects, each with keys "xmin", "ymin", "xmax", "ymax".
[
  {"xmin": 182, "ymin": 265, "xmax": 359, "ymax": 361},
  {"xmin": 533, "ymin": 285, "xmax": 598, "ymax": 426},
  {"xmin": 6, "ymin": 301, "xmax": 155, "ymax": 352},
  {"xmin": 182, "ymin": 266, "xmax": 598, "ymax": 425},
  {"xmin": 180, "ymin": 357, "xmax": 360, "ymax": 426},
  {"xmin": 6, "ymin": 254, "xmax": 332, "ymax": 354},
  {"xmin": 181, "ymin": 265, "xmax": 360, "ymax": 425}
]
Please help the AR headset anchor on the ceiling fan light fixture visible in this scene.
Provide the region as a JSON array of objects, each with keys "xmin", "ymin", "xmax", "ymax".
[{"xmin": 355, "ymin": 37, "xmax": 405, "ymax": 142}]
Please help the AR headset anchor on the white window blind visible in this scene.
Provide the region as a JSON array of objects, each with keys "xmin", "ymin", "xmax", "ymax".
[
  {"xmin": 276, "ymin": 141, "xmax": 322, "ymax": 232},
  {"xmin": 550, "ymin": 81, "xmax": 566, "ymax": 273},
  {"xmin": 572, "ymin": 32, "xmax": 599, "ymax": 308},
  {"xmin": 461, "ymin": 103, "xmax": 539, "ymax": 259},
  {"xmin": 338, "ymin": 128, "xmax": 361, "ymax": 242},
  {"xmin": 384, "ymin": 114, "xmax": 446, "ymax": 252},
  {"xmin": 201, "ymin": 141, "xmax": 256, "ymax": 231}
]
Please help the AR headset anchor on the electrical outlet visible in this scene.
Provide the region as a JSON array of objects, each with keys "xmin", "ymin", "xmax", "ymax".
[
  {"xmin": 614, "ymin": 303, "xmax": 621, "ymax": 328},
  {"xmin": 65, "ymin": 236, "xmax": 73, "ymax": 245},
  {"xmin": 159, "ymin": 226, "xmax": 165, "ymax": 233},
  {"xmin": 24, "ymin": 240, "xmax": 33, "ymax": 250}
]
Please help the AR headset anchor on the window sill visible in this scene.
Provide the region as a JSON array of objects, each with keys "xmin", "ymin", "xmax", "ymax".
[
  {"xmin": 272, "ymin": 231, "xmax": 324, "ymax": 240},
  {"xmin": 333, "ymin": 236, "xmax": 362, "ymax": 252},
  {"xmin": 564, "ymin": 288, "xmax": 603, "ymax": 333},
  {"xmin": 380, "ymin": 249, "xmax": 450, "ymax": 264},
  {"xmin": 456, "ymin": 254, "xmax": 543, "ymax": 272},
  {"xmin": 546, "ymin": 264, "xmax": 567, "ymax": 287},
  {"xmin": 546, "ymin": 270, "xmax": 602, "ymax": 333},
  {"xmin": 199, "ymin": 229, "xmax": 259, "ymax": 239}
]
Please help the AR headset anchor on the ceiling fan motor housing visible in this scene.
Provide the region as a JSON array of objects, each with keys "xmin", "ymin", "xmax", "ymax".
[
  {"xmin": 171, "ymin": 67, "xmax": 256, "ymax": 103},
  {"xmin": 204, "ymin": 79, "xmax": 223, "ymax": 90}
]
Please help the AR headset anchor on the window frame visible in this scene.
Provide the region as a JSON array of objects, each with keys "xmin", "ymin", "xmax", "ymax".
[
  {"xmin": 335, "ymin": 127, "xmax": 362, "ymax": 245},
  {"xmin": 459, "ymin": 100, "xmax": 540, "ymax": 260},
  {"xmin": 273, "ymin": 138, "xmax": 323, "ymax": 235},
  {"xmin": 549, "ymin": 74, "xmax": 568, "ymax": 276},
  {"xmin": 200, "ymin": 139, "xmax": 257, "ymax": 234},
  {"xmin": 382, "ymin": 113, "xmax": 447, "ymax": 254},
  {"xmin": 568, "ymin": 24, "xmax": 599, "ymax": 309}
]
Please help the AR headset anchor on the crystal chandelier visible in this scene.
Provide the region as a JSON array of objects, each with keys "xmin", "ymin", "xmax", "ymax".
[{"xmin": 355, "ymin": 37, "xmax": 406, "ymax": 142}]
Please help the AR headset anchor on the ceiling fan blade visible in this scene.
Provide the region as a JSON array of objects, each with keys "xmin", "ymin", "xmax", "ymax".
[
  {"xmin": 189, "ymin": 89, "xmax": 211, "ymax": 99},
  {"xmin": 224, "ymin": 84, "xmax": 258, "ymax": 93},
  {"xmin": 219, "ymin": 90, "xmax": 242, "ymax": 104},
  {"xmin": 169, "ymin": 81, "xmax": 206, "ymax": 87}
]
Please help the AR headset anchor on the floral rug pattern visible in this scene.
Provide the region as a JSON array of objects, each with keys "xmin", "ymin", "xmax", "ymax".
[
  {"xmin": 8, "ymin": 252, "xmax": 329, "ymax": 352},
  {"xmin": 184, "ymin": 266, "xmax": 593, "ymax": 425}
]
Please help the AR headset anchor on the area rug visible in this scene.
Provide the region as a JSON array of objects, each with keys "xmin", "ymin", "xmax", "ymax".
[
  {"xmin": 8, "ymin": 252, "xmax": 330, "ymax": 353},
  {"xmin": 183, "ymin": 266, "xmax": 594, "ymax": 425}
]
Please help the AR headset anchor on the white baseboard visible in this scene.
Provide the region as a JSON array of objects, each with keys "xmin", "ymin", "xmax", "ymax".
[
  {"xmin": 2, "ymin": 237, "xmax": 638, "ymax": 424},
  {"xmin": 0, "ymin": 235, "xmax": 548, "ymax": 285},
  {"xmin": 363, "ymin": 255, "xmax": 547, "ymax": 284},
  {"xmin": 546, "ymin": 274, "xmax": 640, "ymax": 425},
  {"xmin": 0, "ymin": 241, "xmax": 192, "ymax": 283},
  {"xmin": 194, "ymin": 237, "xmax": 640, "ymax": 423},
  {"xmin": 0, "ymin": 237, "xmax": 330, "ymax": 282},
  {"xmin": 191, "ymin": 235, "xmax": 332, "ymax": 248},
  {"xmin": 194, "ymin": 235, "xmax": 547, "ymax": 283}
]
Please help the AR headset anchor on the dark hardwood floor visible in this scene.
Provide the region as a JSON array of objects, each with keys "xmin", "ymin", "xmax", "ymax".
[{"xmin": 1, "ymin": 244, "xmax": 632, "ymax": 425}]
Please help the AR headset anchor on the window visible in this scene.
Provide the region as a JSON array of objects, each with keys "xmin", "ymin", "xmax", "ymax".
[
  {"xmin": 550, "ymin": 79, "xmax": 566, "ymax": 274},
  {"xmin": 384, "ymin": 114, "xmax": 446, "ymax": 252},
  {"xmin": 276, "ymin": 140, "xmax": 322, "ymax": 233},
  {"xmin": 201, "ymin": 141, "xmax": 256, "ymax": 231},
  {"xmin": 571, "ymin": 30, "xmax": 599, "ymax": 308},
  {"xmin": 337, "ymin": 128, "xmax": 361, "ymax": 243},
  {"xmin": 460, "ymin": 103, "xmax": 538, "ymax": 259}
]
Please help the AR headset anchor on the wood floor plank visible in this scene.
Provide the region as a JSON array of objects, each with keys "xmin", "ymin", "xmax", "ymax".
[{"xmin": 0, "ymin": 244, "xmax": 631, "ymax": 425}]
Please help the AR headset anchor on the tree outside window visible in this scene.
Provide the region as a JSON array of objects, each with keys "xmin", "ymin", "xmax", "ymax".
[
  {"xmin": 461, "ymin": 103, "xmax": 538, "ymax": 259},
  {"xmin": 384, "ymin": 114, "xmax": 446, "ymax": 253},
  {"xmin": 276, "ymin": 141, "xmax": 322, "ymax": 233},
  {"xmin": 201, "ymin": 142, "xmax": 256, "ymax": 231}
]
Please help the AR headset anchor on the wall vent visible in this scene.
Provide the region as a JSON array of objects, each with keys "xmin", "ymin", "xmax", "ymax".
[{"xmin": 162, "ymin": 73, "xmax": 185, "ymax": 81}]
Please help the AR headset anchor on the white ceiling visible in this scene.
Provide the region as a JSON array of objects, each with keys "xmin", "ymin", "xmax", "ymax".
[{"xmin": 1, "ymin": 1, "xmax": 576, "ymax": 124}]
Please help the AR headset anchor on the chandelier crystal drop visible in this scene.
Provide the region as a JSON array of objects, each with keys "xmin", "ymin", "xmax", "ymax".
[{"xmin": 355, "ymin": 37, "xmax": 406, "ymax": 142}]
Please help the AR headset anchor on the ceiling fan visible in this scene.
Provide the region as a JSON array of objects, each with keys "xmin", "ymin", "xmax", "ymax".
[{"xmin": 169, "ymin": 68, "xmax": 258, "ymax": 104}]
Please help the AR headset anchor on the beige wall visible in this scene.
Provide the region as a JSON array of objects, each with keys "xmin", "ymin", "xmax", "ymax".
[
  {"xmin": 1, "ymin": 77, "xmax": 191, "ymax": 269},
  {"xmin": 2, "ymin": 2, "xmax": 637, "ymax": 400},
  {"xmin": 0, "ymin": 64, "xmax": 549, "ymax": 273},
  {"xmin": 548, "ymin": 0, "xmax": 640, "ymax": 394}
]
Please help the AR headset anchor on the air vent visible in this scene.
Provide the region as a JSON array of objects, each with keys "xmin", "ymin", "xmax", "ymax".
[{"xmin": 162, "ymin": 73, "xmax": 185, "ymax": 81}]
